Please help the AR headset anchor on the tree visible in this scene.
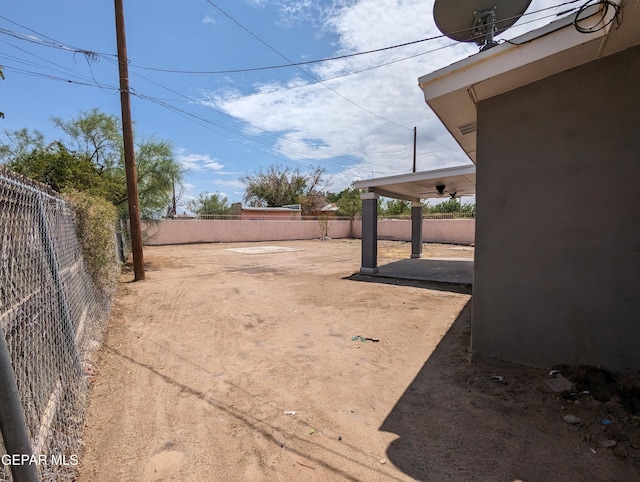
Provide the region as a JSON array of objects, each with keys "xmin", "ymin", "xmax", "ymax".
[
  {"xmin": 0, "ymin": 128, "xmax": 45, "ymax": 164},
  {"xmin": 4, "ymin": 141, "xmax": 103, "ymax": 195},
  {"xmin": 240, "ymin": 164, "xmax": 329, "ymax": 214},
  {"xmin": 1, "ymin": 109, "xmax": 184, "ymax": 219},
  {"xmin": 381, "ymin": 198, "xmax": 411, "ymax": 216},
  {"xmin": 424, "ymin": 199, "xmax": 476, "ymax": 216},
  {"xmin": 187, "ymin": 192, "xmax": 231, "ymax": 217},
  {"xmin": 327, "ymin": 185, "xmax": 362, "ymax": 218}
]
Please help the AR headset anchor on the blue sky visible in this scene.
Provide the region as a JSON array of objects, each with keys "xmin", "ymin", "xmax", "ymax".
[{"xmin": 1, "ymin": 0, "xmax": 562, "ymax": 211}]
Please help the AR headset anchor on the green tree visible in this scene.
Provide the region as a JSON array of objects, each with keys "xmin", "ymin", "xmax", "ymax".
[
  {"xmin": 240, "ymin": 164, "xmax": 329, "ymax": 214},
  {"xmin": 326, "ymin": 185, "xmax": 362, "ymax": 218},
  {"xmin": 424, "ymin": 199, "xmax": 476, "ymax": 216},
  {"xmin": 381, "ymin": 198, "xmax": 411, "ymax": 216},
  {"xmin": 4, "ymin": 141, "xmax": 103, "ymax": 195},
  {"xmin": 187, "ymin": 192, "xmax": 231, "ymax": 217},
  {"xmin": 0, "ymin": 128, "xmax": 45, "ymax": 163},
  {"xmin": 1, "ymin": 109, "xmax": 184, "ymax": 219}
]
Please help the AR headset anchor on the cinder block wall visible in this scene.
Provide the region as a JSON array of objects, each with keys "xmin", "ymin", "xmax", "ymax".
[{"xmin": 473, "ymin": 45, "xmax": 640, "ymax": 372}]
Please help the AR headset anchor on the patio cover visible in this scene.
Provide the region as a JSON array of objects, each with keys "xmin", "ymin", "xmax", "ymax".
[{"xmin": 353, "ymin": 164, "xmax": 476, "ymax": 201}]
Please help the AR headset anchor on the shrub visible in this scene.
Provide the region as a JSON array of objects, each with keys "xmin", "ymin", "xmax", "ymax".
[{"xmin": 64, "ymin": 190, "xmax": 120, "ymax": 295}]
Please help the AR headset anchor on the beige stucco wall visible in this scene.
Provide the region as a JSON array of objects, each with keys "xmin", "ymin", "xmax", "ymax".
[
  {"xmin": 472, "ymin": 44, "xmax": 640, "ymax": 372},
  {"xmin": 144, "ymin": 219, "xmax": 353, "ymax": 245},
  {"xmin": 144, "ymin": 218, "xmax": 475, "ymax": 245},
  {"xmin": 351, "ymin": 219, "xmax": 475, "ymax": 245}
]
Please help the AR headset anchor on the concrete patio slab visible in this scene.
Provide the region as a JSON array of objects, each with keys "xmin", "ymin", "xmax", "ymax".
[{"xmin": 374, "ymin": 257, "xmax": 474, "ymax": 285}]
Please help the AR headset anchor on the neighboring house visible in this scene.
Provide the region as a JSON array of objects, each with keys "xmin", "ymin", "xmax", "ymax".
[
  {"xmin": 230, "ymin": 202, "xmax": 302, "ymax": 220},
  {"xmin": 359, "ymin": 2, "xmax": 640, "ymax": 372}
]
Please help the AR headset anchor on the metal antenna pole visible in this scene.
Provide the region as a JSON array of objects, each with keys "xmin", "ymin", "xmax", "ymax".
[
  {"xmin": 114, "ymin": 0, "xmax": 145, "ymax": 281},
  {"xmin": 412, "ymin": 127, "xmax": 417, "ymax": 173}
]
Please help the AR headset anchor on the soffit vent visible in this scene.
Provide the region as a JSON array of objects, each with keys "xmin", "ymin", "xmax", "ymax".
[{"xmin": 458, "ymin": 122, "xmax": 477, "ymax": 135}]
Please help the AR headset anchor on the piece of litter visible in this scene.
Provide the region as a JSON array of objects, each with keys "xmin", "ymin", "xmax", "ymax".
[
  {"xmin": 338, "ymin": 436, "xmax": 342, "ymax": 441},
  {"xmin": 379, "ymin": 459, "xmax": 387, "ymax": 464},
  {"xmin": 283, "ymin": 411, "xmax": 297, "ymax": 416},
  {"xmin": 548, "ymin": 370, "xmax": 561, "ymax": 378},
  {"xmin": 491, "ymin": 376, "xmax": 506, "ymax": 384},
  {"xmin": 309, "ymin": 429, "xmax": 315, "ymax": 435},
  {"xmin": 563, "ymin": 414, "xmax": 582, "ymax": 425},
  {"xmin": 590, "ymin": 448, "xmax": 597, "ymax": 454},
  {"xmin": 352, "ymin": 335, "xmax": 379, "ymax": 342},
  {"xmin": 601, "ymin": 419, "xmax": 613, "ymax": 426},
  {"xmin": 601, "ymin": 439, "xmax": 617, "ymax": 448}
]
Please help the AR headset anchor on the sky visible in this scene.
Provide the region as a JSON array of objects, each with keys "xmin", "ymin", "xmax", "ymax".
[{"xmin": 0, "ymin": 0, "xmax": 566, "ymax": 211}]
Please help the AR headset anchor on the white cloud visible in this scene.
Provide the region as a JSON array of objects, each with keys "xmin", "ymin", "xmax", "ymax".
[
  {"xmin": 210, "ymin": 178, "xmax": 245, "ymax": 190},
  {"xmin": 200, "ymin": 0, "xmax": 563, "ymax": 192},
  {"xmin": 177, "ymin": 151, "xmax": 224, "ymax": 171},
  {"xmin": 202, "ymin": 15, "xmax": 217, "ymax": 26}
]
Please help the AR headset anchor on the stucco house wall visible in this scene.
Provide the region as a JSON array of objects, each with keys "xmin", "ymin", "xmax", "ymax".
[{"xmin": 472, "ymin": 44, "xmax": 640, "ymax": 371}]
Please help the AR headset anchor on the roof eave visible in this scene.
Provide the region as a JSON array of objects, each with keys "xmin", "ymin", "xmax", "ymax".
[{"xmin": 418, "ymin": 5, "xmax": 627, "ymax": 163}]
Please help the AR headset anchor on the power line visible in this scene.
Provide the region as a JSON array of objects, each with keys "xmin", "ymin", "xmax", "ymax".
[
  {"xmin": 129, "ymin": 0, "xmax": 580, "ymax": 74},
  {"xmin": 0, "ymin": 1, "xmax": 576, "ymax": 175},
  {"xmin": 202, "ymin": 0, "xmax": 419, "ymax": 135},
  {"xmin": 0, "ymin": 1, "xmax": 578, "ymax": 77},
  {"xmin": 132, "ymin": 32, "xmax": 449, "ymax": 75}
]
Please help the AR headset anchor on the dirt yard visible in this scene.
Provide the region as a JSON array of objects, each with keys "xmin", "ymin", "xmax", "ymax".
[{"xmin": 78, "ymin": 240, "xmax": 640, "ymax": 481}]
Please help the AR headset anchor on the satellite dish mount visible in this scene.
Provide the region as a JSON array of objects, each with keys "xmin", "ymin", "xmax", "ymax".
[
  {"xmin": 473, "ymin": 7, "xmax": 498, "ymax": 51},
  {"xmin": 433, "ymin": 0, "xmax": 533, "ymax": 52}
]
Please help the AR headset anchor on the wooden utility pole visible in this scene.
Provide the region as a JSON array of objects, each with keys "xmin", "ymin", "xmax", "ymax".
[
  {"xmin": 114, "ymin": 0, "xmax": 145, "ymax": 281},
  {"xmin": 412, "ymin": 127, "xmax": 417, "ymax": 173}
]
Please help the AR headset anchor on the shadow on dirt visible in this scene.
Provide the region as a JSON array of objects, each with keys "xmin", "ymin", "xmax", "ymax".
[
  {"xmin": 344, "ymin": 273, "xmax": 472, "ymax": 295},
  {"xmin": 378, "ymin": 299, "xmax": 640, "ymax": 481}
]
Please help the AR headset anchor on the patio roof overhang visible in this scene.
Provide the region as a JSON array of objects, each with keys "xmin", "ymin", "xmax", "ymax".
[
  {"xmin": 418, "ymin": 0, "xmax": 639, "ymax": 163},
  {"xmin": 353, "ymin": 164, "xmax": 476, "ymax": 202}
]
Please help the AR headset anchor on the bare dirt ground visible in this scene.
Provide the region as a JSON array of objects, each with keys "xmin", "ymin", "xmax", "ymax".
[{"xmin": 78, "ymin": 239, "xmax": 640, "ymax": 481}]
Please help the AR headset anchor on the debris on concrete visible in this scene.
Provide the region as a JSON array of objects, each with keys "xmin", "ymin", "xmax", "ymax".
[
  {"xmin": 283, "ymin": 411, "xmax": 297, "ymax": 415},
  {"xmin": 491, "ymin": 376, "xmax": 506, "ymax": 384},
  {"xmin": 601, "ymin": 439, "xmax": 617, "ymax": 448}
]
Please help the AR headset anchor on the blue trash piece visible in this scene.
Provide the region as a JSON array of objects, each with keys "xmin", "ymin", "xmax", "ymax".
[{"xmin": 601, "ymin": 419, "xmax": 613, "ymax": 426}]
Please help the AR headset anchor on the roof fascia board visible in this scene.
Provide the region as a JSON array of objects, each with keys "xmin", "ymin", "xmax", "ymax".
[
  {"xmin": 354, "ymin": 165, "xmax": 476, "ymax": 189},
  {"xmin": 367, "ymin": 187, "xmax": 418, "ymax": 202},
  {"xmin": 418, "ymin": 14, "xmax": 611, "ymax": 102}
]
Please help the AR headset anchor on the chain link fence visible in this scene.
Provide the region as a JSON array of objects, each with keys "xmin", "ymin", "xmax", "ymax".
[{"xmin": 0, "ymin": 167, "xmax": 116, "ymax": 481}]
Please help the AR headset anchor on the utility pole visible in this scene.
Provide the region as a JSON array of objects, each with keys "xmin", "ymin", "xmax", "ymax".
[
  {"xmin": 114, "ymin": 0, "xmax": 145, "ymax": 281},
  {"xmin": 412, "ymin": 127, "xmax": 417, "ymax": 173}
]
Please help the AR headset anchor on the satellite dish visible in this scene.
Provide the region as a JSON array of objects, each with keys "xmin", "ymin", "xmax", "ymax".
[{"xmin": 434, "ymin": 0, "xmax": 533, "ymax": 50}]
